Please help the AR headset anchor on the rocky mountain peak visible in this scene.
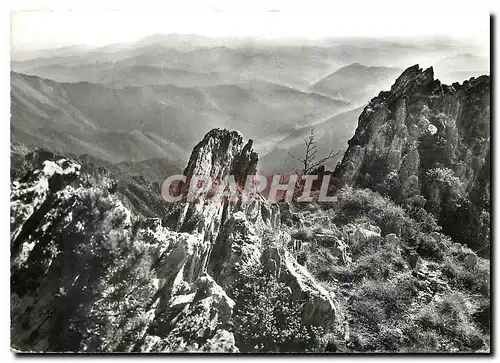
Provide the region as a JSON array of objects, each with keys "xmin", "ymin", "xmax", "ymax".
[
  {"xmin": 170, "ymin": 128, "xmax": 262, "ymax": 233},
  {"xmin": 334, "ymin": 64, "xmax": 490, "ymax": 254},
  {"xmin": 388, "ymin": 64, "xmax": 435, "ymax": 99},
  {"xmin": 183, "ymin": 128, "xmax": 258, "ymax": 181}
]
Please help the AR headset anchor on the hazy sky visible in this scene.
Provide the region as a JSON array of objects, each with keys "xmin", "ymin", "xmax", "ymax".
[{"xmin": 11, "ymin": 10, "xmax": 490, "ymax": 52}]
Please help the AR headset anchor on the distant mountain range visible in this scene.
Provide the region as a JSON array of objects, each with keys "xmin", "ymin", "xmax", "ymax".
[
  {"xmin": 310, "ymin": 63, "xmax": 402, "ymax": 105},
  {"xmin": 11, "ymin": 35, "xmax": 490, "ymax": 172},
  {"xmin": 12, "ymin": 36, "xmax": 488, "ymax": 90},
  {"xmin": 11, "ymin": 71, "xmax": 349, "ymax": 167}
]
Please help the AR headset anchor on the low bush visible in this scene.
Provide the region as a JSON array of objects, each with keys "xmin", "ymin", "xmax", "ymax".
[
  {"xmin": 350, "ymin": 279, "xmax": 415, "ymax": 332},
  {"xmin": 416, "ymin": 233, "xmax": 446, "ymax": 261},
  {"xmin": 289, "ymin": 185, "xmax": 490, "ymax": 353},
  {"xmin": 441, "ymin": 255, "xmax": 490, "ymax": 296},
  {"xmin": 410, "ymin": 292, "xmax": 487, "ymax": 351},
  {"xmin": 290, "ymin": 227, "xmax": 314, "ymax": 242},
  {"xmin": 334, "ymin": 187, "xmax": 407, "ymax": 236},
  {"xmin": 306, "ymin": 245, "xmax": 354, "ymax": 283},
  {"xmin": 407, "ymin": 206, "xmax": 441, "ymax": 233},
  {"xmin": 231, "ymin": 266, "xmax": 325, "ymax": 353},
  {"xmin": 354, "ymin": 250, "xmax": 405, "ymax": 280}
]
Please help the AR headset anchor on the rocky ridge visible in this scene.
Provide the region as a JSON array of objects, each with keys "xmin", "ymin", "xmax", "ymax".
[
  {"xmin": 334, "ymin": 65, "xmax": 490, "ymax": 254},
  {"xmin": 11, "ymin": 129, "xmax": 343, "ymax": 352}
]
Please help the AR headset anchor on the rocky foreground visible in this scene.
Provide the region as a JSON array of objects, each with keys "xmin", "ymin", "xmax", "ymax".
[
  {"xmin": 10, "ymin": 129, "xmax": 343, "ymax": 352},
  {"xmin": 10, "ymin": 66, "xmax": 490, "ymax": 353}
]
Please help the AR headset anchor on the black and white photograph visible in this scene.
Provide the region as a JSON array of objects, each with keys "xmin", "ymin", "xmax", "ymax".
[{"xmin": 8, "ymin": 6, "xmax": 491, "ymax": 354}]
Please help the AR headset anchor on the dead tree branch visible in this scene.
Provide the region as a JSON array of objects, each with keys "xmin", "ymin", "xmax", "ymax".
[{"xmin": 285, "ymin": 129, "xmax": 341, "ymax": 175}]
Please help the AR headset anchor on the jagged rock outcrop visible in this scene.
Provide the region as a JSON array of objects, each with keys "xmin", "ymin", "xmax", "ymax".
[
  {"xmin": 10, "ymin": 155, "xmax": 235, "ymax": 352},
  {"xmin": 169, "ymin": 129, "xmax": 259, "ymax": 235},
  {"xmin": 183, "ymin": 129, "xmax": 258, "ymax": 182},
  {"xmin": 140, "ymin": 274, "xmax": 237, "ymax": 352},
  {"xmin": 172, "ymin": 129, "xmax": 340, "ymax": 333},
  {"xmin": 334, "ymin": 65, "xmax": 490, "ymax": 253},
  {"xmin": 280, "ymin": 249, "xmax": 337, "ymax": 328}
]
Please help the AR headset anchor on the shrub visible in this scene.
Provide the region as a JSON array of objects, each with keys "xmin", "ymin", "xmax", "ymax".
[
  {"xmin": 378, "ymin": 327, "xmax": 404, "ymax": 351},
  {"xmin": 353, "ymin": 237, "xmax": 406, "ymax": 280},
  {"xmin": 306, "ymin": 244, "xmax": 354, "ymax": 283},
  {"xmin": 350, "ymin": 279, "xmax": 415, "ymax": 333},
  {"xmin": 335, "ymin": 187, "xmax": 407, "ymax": 235},
  {"xmin": 426, "ymin": 168, "xmax": 464, "ymax": 197},
  {"xmin": 347, "ymin": 273, "xmax": 489, "ymax": 352},
  {"xmin": 472, "ymin": 298, "xmax": 490, "ymax": 333},
  {"xmin": 348, "ymin": 234, "xmax": 382, "ymax": 259},
  {"xmin": 231, "ymin": 266, "xmax": 325, "ymax": 353},
  {"xmin": 401, "ymin": 326, "xmax": 440, "ymax": 352},
  {"xmin": 416, "ymin": 233, "xmax": 446, "ymax": 261},
  {"xmin": 290, "ymin": 227, "xmax": 314, "ymax": 242},
  {"xmin": 350, "ymin": 299, "xmax": 386, "ymax": 331},
  {"xmin": 407, "ymin": 206, "xmax": 441, "ymax": 233},
  {"xmin": 412, "ymin": 292, "xmax": 487, "ymax": 351},
  {"xmin": 441, "ymin": 254, "xmax": 490, "ymax": 296},
  {"xmin": 441, "ymin": 199, "xmax": 490, "ymax": 256}
]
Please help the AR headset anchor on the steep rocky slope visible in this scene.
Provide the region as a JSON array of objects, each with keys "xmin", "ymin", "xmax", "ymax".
[
  {"xmin": 10, "ymin": 130, "xmax": 343, "ymax": 352},
  {"xmin": 334, "ymin": 65, "xmax": 490, "ymax": 255}
]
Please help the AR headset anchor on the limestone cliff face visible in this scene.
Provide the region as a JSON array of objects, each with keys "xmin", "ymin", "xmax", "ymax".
[{"xmin": 334, "ymin": 65, "xmax": 490, "ymax": 253}]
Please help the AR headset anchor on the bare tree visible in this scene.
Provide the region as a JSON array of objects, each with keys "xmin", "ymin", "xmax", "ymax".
[{"xmin": 286, "ymin": 129, "xmax": 341, "ymax": 175}]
